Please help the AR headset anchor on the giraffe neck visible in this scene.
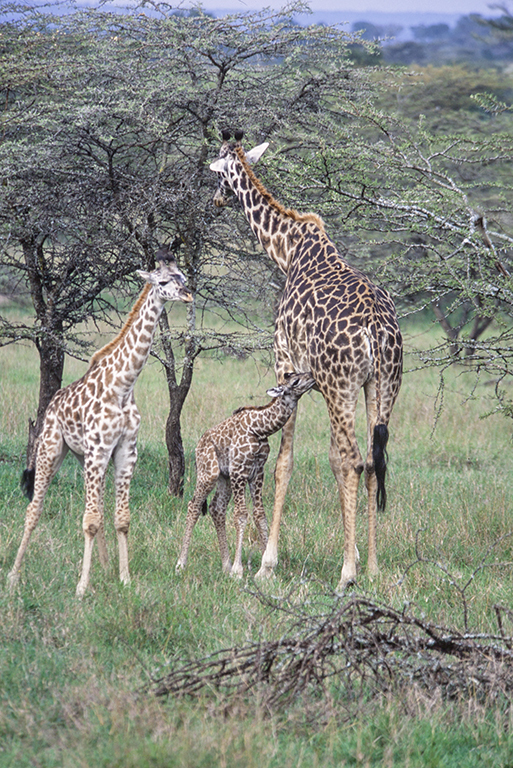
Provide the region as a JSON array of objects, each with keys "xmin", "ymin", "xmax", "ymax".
[
  {"xmin": 89, "ymin": 285, "xmax": 164, "ymax": 397},
  {"xmin": 245, "ymin": 397, "xmax": 296, "ymax": 439},
  {"xmin": 231, "ymin": 148, "xmax": 326, "ymax": 274}
]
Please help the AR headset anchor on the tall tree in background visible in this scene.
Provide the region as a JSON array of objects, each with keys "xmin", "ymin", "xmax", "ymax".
[
  {"xmin": 0, "ymin": 1, "xmax": 371, "ymax": 492},
  {"xmin": 2, "ymin": 0, "xmax": 513, "ymax": 492}
]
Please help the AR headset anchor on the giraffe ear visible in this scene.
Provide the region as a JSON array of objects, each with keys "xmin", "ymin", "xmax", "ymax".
[
  {"xmin": 266, "ymin": 386, "xmax": 284, "ymax": 398},
  {"xmin": 136, "ymin": 269, "xmax": 151, "ymax": 282},
  {"xmin": 210, "ymin": 157, "xmax": 228, "ymax": 173},
  {"xmin": 245, "ymin": 142, "xmax": 269, "ymax": 164}
]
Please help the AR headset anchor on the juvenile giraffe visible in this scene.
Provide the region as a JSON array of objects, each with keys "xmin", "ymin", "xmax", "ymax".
[
  {"xmin": 176, "ymin": 371, "xmax": 315, "ymax": 577},
  {"xmin": 8, "ymin": 258, "xmax": 192, "ymax": 596},
  {"xmin": 210, "ymin": 131, "xmax": 403, "ymax": 590}
]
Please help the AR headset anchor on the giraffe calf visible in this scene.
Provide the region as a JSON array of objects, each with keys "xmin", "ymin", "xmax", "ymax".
[
  {"xmin": 176, "ymin": 371, "xmax": 315, "ymax": 577},
  {"xmin": 8, "ymin": 259, "xmax": 192, "ymax": 597}
]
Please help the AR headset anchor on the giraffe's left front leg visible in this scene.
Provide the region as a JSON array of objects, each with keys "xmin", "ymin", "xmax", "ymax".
[
  {"xmin": 231, "ymin": 476, "xmax": 250, "ymax": 578},
  {"xmin": 76, "ymin": 448, "xmax": 112, "ymax": 597},
  {"xmin": 111, "ymin": 431, "xmax": 139, "ymax": 588}
]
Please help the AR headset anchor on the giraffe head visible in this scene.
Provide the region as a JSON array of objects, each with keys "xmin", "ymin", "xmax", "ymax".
[
  {"xmin": 266, "ymin": 371, "xmax": 316, "ymax": 401},
  {"xmin": 137, "ymin": 260, "xmax": 193, "ymax": 304},
  {"xmin": 210, "ymin": 130, "xmax": 269, "ymax": 208}
]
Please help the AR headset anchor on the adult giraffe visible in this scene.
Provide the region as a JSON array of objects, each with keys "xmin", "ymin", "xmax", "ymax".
[{"xmin": 210, "ymin": 130, "xmax": 403, "ymax": 590}]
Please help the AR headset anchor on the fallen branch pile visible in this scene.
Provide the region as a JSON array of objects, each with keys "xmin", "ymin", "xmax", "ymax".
[{"xmin": 144, "ymin": 595, "xmax": 513, "ymax": 711}]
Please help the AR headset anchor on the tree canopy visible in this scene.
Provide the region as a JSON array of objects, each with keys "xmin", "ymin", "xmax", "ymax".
[{"xmin": 1, "ymin": 0, "xmax": 513, "ymax": 482}]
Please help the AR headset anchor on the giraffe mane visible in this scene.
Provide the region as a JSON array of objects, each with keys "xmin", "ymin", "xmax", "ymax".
[
  {"xmin": 235, "ymin": 146, "xmax": 326, "ymax": 231},
  {"xmin": 88, "ymin": 283, "xmax": 151, "ymax": 368},
  {"xmin": 232, "ymin": 401, "xmax": 274, "ymax": 416}
]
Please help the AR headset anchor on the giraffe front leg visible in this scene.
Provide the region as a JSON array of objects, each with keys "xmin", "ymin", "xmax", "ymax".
[
  {"xmin": 76, "ymin": 451, "xmax": 110, "ymax": 597},
  {"xmin": 112, "ymin": 435, "xmax": 139, "ymax": 588},
  {"xmin": 209, "ymin": 475, "xmax": 232, "ymax": 574},
  {"xmin": 231, "ymin": 479, "xmax": 249, "ymax": 579},
  {"xmin": 365, "ymin": 465, "xmax": 378, "ymax": 577},
  {"xmin": 256, "ymin": 411, "xmax": 296, "ymax": 580},
  {"xmin": 248, "ymin": 451, "xmax": 269, "ymax": 552},
  {"xmin": 96, "ymin": 474, "xmax": 109, "ymax": 571},
  {"xmin": 364, "ymin": 379, "xmax": 379, "ymax": 578}
]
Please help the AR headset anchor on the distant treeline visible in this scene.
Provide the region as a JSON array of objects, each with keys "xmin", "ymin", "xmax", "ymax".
[{"xmin": 350, "ymin": 13, "xmax": 513, "ymax": 66}]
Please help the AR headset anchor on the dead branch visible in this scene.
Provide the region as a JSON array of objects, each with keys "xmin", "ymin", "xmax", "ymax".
[{"xmin": 142, "ymin": 593, "xmax": 513, "ymax": 714}]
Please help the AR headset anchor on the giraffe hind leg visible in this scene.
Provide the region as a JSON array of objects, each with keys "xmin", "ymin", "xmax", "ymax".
[
  {"xmin": 176, "ymin": 473, "xmax": 219, "ymax": 571},
  {"xmin": 8, "ymin": 433, "xmax": 69, "ymax": 589}
]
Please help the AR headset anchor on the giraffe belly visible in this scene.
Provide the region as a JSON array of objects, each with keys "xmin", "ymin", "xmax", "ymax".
[{"xmin": 275, "ymin": 314, "xmax": 374, "ymax": 387}]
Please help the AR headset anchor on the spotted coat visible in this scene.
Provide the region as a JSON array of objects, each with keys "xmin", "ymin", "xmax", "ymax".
[
  {"xmin": 8, "ymin": 259, "xmax": 192, "ymax": 596},
  {"xmin": 210, "ymin": 132, "xmax": 403, "ymax": 589},
  {"xmin": 176, "ymin": 372, "xmax": 315, "ymax": 577}
]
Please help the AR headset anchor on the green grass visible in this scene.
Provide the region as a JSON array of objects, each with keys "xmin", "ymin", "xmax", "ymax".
[{"xmin": 1, "ymin": 318, "xmax": 513, "ymax": 766}]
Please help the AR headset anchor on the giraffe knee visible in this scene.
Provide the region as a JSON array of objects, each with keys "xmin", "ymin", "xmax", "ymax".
[
  {"xmin": 84, "ymin": 521, "xmax": 100, "ymax": 537},
  {"xmin": 116, "ymin": 521, "xmax": 130, "ymax": 535}
]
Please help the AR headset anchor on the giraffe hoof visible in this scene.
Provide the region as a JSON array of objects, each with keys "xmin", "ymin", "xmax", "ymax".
[
  {"xmin": 255, "ymin": 564, "xmax": 276, "ymax": 581},
  {"xmin": 7, "ymin": 570, "xmax": 20, "ymax": 590}
]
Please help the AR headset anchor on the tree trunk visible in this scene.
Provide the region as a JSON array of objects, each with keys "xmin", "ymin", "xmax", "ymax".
[
  {"xmin": 21, "ymin": 236, "xmax": 65, "ymax": 466},
  {"xmin": 165, "ymin": 392, "xmax": 187, "ymax": 497},
  {"xmin": 159, "ymin": 308, "xmax": 197, "ymax": 497},
  {"xmin": 27, "ymin": 335, "xmax": 65, "ymax": 466}
]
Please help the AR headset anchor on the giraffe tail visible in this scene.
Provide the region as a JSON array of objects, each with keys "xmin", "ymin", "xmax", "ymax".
[
  {"xmin": 373, "ymin": 423, "xmax": 389, "ymax": 512},
  {"xmin": 21, "ymin": 468, "xmax": 36, "ymax": 501},
  {"xmin": 202, "ymin": 499, "xmax": 208, "ymax": 516}
]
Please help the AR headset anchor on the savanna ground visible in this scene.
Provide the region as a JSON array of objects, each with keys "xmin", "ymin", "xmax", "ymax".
[{"xmin": 1, "ymin": 309, "xmax": 513, "ymax": 767}]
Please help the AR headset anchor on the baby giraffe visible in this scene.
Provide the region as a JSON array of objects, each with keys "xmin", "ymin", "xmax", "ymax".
[
  {"xmin": 8, "ymin": 258, "xmax": 192, "ymax": 596},
  {"xmin": 176, "ymin": 371, "xmax": 315, "ymax": 577}
]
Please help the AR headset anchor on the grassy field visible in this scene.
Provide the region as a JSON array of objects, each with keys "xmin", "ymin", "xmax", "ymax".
[{"xmin": 1, "ymin": 314, "xmax": 513, "ymax": 767}]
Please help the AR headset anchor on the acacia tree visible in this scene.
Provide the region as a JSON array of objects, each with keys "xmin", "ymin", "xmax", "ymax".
[
  {"xmin": 265, "ymin": 94, "xmax": 513, "ymax": 400},
  {"xmin": 0, "ymin": 0, "xmax": 374, "ymax": 491}
]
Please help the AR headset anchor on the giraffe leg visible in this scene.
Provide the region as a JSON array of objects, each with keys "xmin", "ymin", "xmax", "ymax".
[
  {"xmin": 256, "ymin": 409, "xmax": 297, "ymax": 580},
  {"xmin": 8, "ymin": 431, "xmax": 69, "ymax": 589},
  {"xmin": 231, "ymin": 478, "xmax": 250, "ymax": 578},
  {"xmin": 96, "ymin": 474, "xmax": 109, "ymax": 571},
  {"xmin": 111, "ymin": 434, "xmax": 139, "ymax": 588},
  {"xmin": 364, "ymin": 379, "xmax": 379, "ymax": 577},
  {"xmin": 209, "ymin": 475, "xmax": 232, "ymax": 574},
  {"xmin": 329, "ymin": 431, "xmax": 360, "ymax": 571},
  {"xmin": 176, "ymin": 457, "xmax": 219, "ymax": 571},
  {"xmin": 248, "ymin": 447, "xmax": 270, "ymax": 552},
  {"xmin": 76, "ymin": 449, "xmax": 111, "ymax": 597},
  {"xmin": 329, "ymin": 416, "xmax": 364, "ymax": 592}
]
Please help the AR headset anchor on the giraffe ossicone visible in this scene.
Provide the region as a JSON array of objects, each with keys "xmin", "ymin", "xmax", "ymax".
[
  {"xmin": 210, "ymin": 130, "xmax": 403, "ymax": 590},
  {"xmin": 8, "ymin": 257, "xmax": 192, "ymax": 597},
  {"xmin": 176, "ymin": 371, "xmax": 315, "ymax": 578}
]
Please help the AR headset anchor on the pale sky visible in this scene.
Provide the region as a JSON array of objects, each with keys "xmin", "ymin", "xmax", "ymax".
[{"xmin": 182, "ymin": 0, "xmax": 502, "ymax": 16}]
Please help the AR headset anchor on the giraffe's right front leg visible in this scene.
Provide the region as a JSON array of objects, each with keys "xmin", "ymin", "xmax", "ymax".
[
  {"xmin": 256, "ymin": 410, "xmax": 297, "ymax": 581},
  {"xmin": 209, "ymin": 475, "xmax": 232, "ymax": 574},
  {"xmin": 8, "ymin": 430, "xmax": 68, "ymax": 590},
  {"xmin": 76, "ymin": 450, "xmax": 111, "ymax": 597}
]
